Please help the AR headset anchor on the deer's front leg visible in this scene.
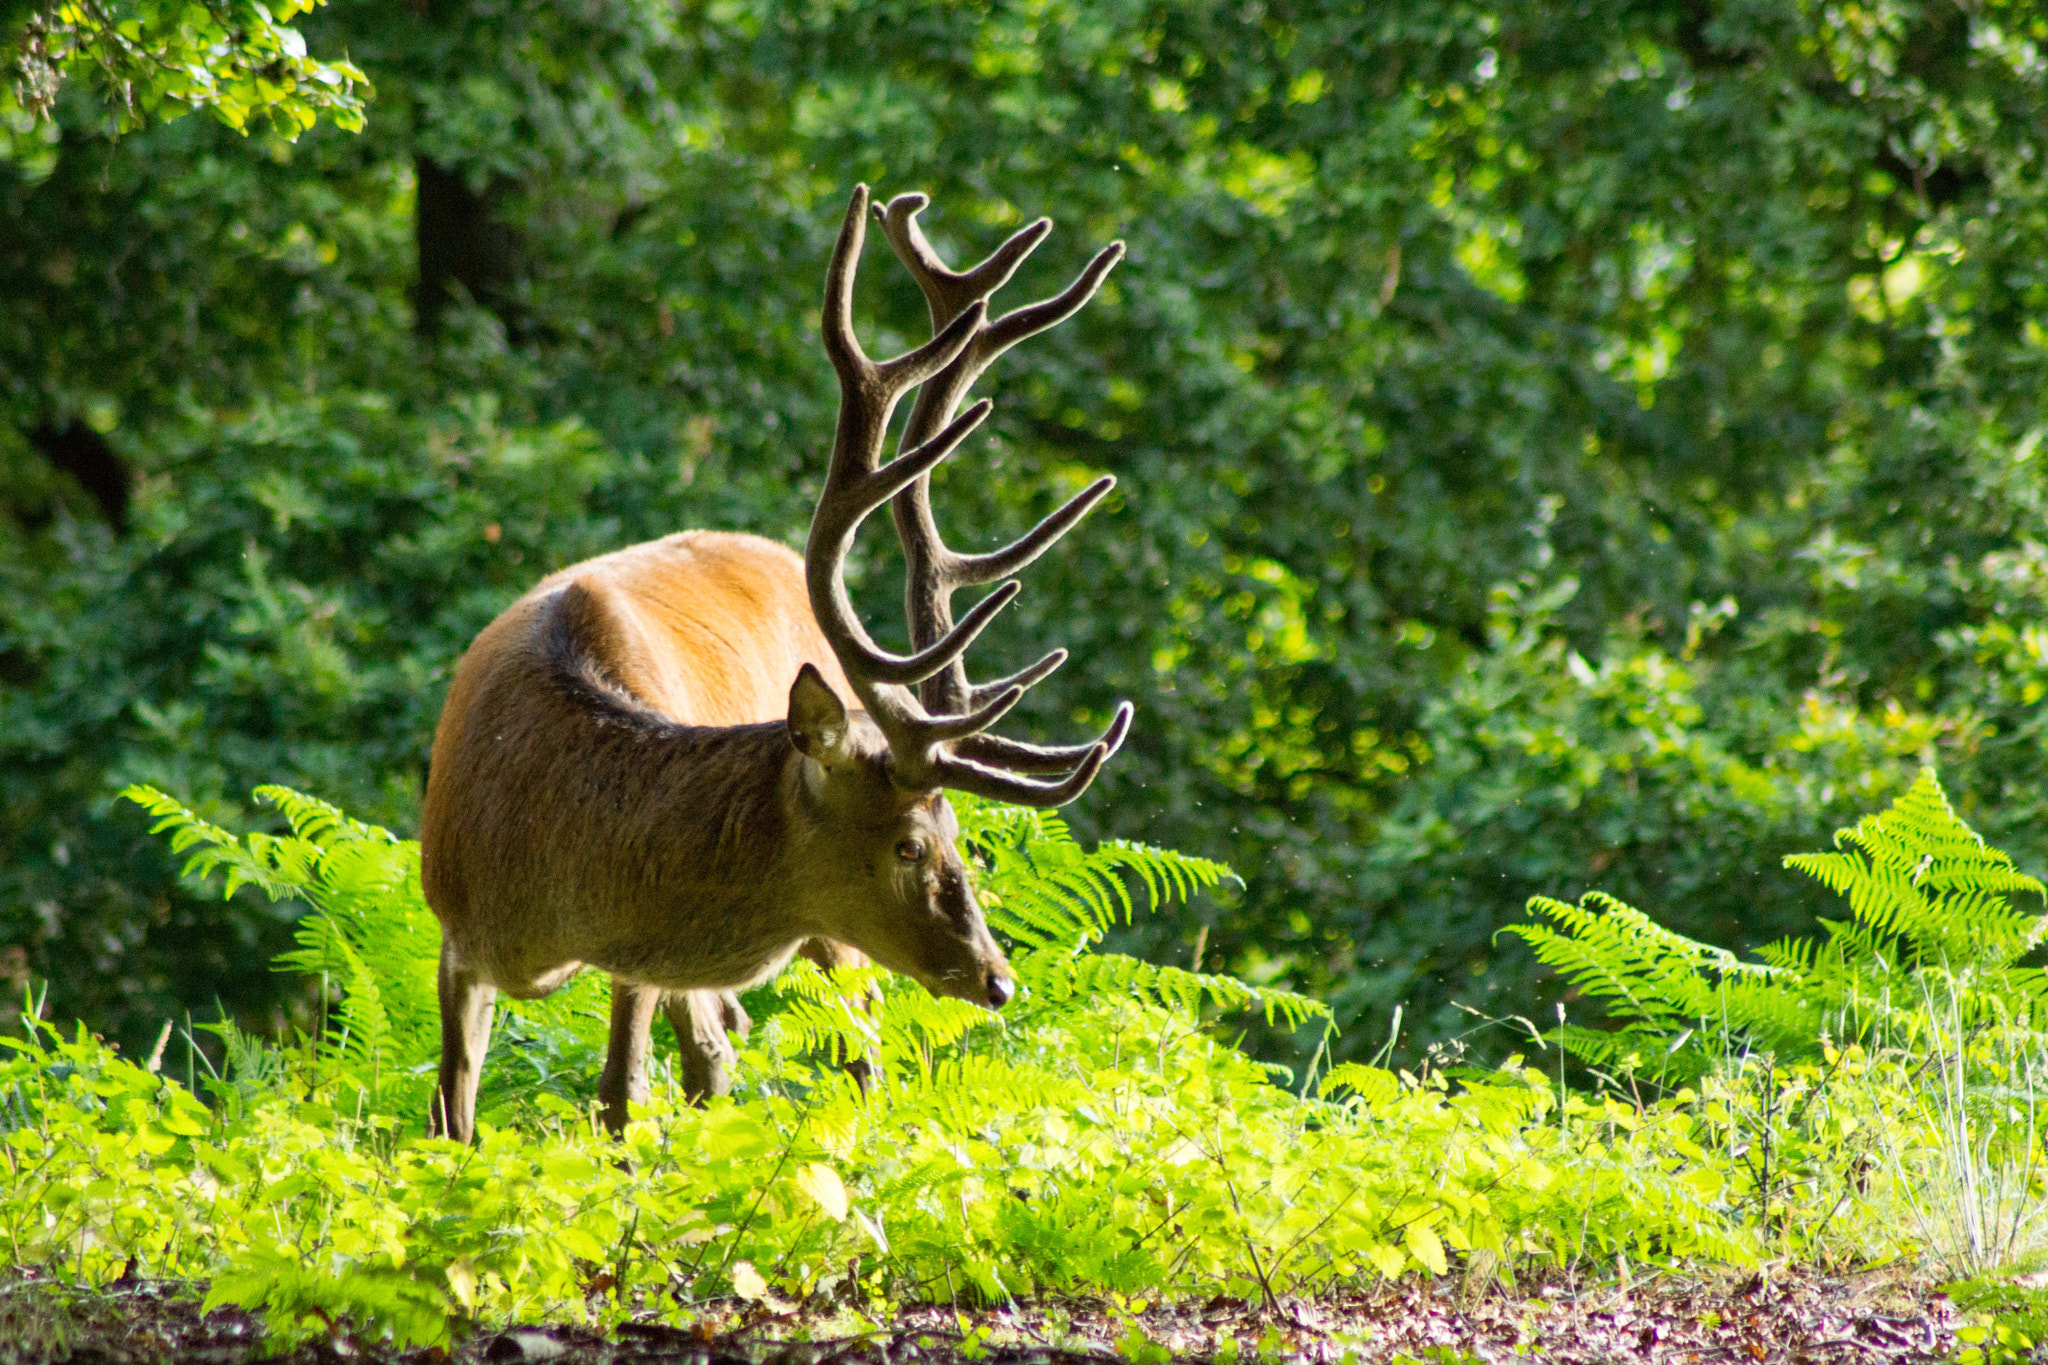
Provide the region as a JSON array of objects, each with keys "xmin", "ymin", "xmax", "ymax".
[
  {"xmin": 431, "ymin": 941, "xmax": 497, "ymax": 1143},
  {"xmin": 599, "ymin": 976, "xmax": 664, "ymax": 1136},
  {"xmin": 664, "ymin": 989, "xmax": 751, "ymax": 1104}
]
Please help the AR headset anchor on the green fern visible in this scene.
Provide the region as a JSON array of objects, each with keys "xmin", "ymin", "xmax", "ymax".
[
  {"xmin": 1504, "ymin": 770, "xmax": 2048, "ymax": 1080},
  {"xmin": 1784, "ymin": 771, "xmax": 2048, "ymax": 998},
  {"xmin": 749, "ymin": 797, "xmax": 1327, "ymax": 1088},
  {"xmin": 122, "ymin": 783, "xmax": 442, "ymax": 1111},
  {"xmin": 125, "ymin": 784, "xmax": 1327, "ymax": 1123},
  {"xmin": 765, "ymin": 956, "xmax": 990, "ymax": 1074},
  {"xmin": 958, "ymin": 795, "xmax": 1324, "ymax": 1030}
]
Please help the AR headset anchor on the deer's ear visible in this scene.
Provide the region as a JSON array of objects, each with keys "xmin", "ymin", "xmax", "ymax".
[{"xmin": 787, "ymin": 664, "xmax": 852, "ymax": 763}]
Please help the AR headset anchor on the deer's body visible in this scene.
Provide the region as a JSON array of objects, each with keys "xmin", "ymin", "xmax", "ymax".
[
  {"xmin": 421, "ymin": 187, "xmax": 1130, "ymax": 1142},
  {"xmin": 423, "ymin": 532, "xmax": 849, "ymax": 996}
]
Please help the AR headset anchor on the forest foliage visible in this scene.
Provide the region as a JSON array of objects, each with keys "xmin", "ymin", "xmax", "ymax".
[{"xmin": 6, "ymin": 0, "xmax": 2048, "ymax": 1071}]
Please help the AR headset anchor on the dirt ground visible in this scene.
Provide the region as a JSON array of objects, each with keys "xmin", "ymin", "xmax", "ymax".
[{"xmin": 0, "ymin": 1266, "xmax": 1964, "ymax": 1364}]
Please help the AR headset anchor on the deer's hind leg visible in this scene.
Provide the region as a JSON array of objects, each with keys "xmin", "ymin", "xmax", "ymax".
[
  {"xmin": 664, "ymin": 989, "xmax": 751, "ymax": 1104},
  {"xmin": 431, "ymin": 940, "xmax": 498, "ymax": 1143},
  {"xmin": 599, "ymin": 976, "xmax": 664, "ymax": 1136}
]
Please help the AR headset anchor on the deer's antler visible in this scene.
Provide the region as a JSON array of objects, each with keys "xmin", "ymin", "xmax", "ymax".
[{"xmin": 804, "ymin": 186, "xmax": 1130, "ymax": 806}]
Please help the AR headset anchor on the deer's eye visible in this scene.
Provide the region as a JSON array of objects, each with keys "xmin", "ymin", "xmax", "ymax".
[{"xmin": 896, "ymin": 838, "xmax": 927, "ymax": 863}]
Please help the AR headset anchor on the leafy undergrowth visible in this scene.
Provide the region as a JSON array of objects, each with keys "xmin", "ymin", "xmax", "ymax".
[
  {"xmin": 0, "ymin": 774, "xmax": 2043, "ymax": 1356},
  {"xmin": 0, "ymin": 1266, "xmax": 1974, "ymax": 1365}
]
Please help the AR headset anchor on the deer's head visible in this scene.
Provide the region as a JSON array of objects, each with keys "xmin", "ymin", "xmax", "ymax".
[
  {"xmin": 781, "ymin": 664, "xmax": 1007, "ymax": 1006},
  {"xmin": 790, "ymin": 186, "xmax": 1132, "ymax": 1012}
]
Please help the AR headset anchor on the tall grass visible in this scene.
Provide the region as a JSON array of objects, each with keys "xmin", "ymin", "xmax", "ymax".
[{"xmin": 1867, "ymin": 983, "xmax": 2048, "ymax": 1279}]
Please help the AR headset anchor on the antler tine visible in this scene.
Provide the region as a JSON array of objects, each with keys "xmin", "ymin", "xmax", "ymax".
[
  {"xmin": 879, "ymin": 193, "xmax": 1052, "ymax": 329},
  {"xmin": 956, "ymin": 702, "xmax": 1133, "ymax": 774},
  {"xmin": 820, "ymin": 187, "xmax": 876, "ymax": 386},
  {"xmin": 880, "ymin": 580, "xmax": 1020, "ymax": 685},
  {"xmin": 918, "ymin": 682, "xmax": 1027, "ymax": 744},
  {"xmin": 979, "ymin": 240, "xmax": 1126, "ymax": 368},
  {"xmin": 967, "ymin": 648, "xmax": 1067, "ymax": 706},
  {"xmin": 934, "ymin": 739, "xmax": 1114, "ymax": 808},
  {"xmin": 877, "ymin": 301, "xmax": 990, "ymax": 393},
  {"xmin": 866, "ymin": 400, "xmax": 992, "ymax": 507},
  {"xmin": 949, "ymin": 475, "xmax": 1117, "ymax": 587}
]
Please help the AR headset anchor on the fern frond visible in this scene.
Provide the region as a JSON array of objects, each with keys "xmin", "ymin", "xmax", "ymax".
[
  {"xmin": 1021, "ymin": 949, "xmax": 1326, "ymax": 1031},
  {"xmin": 123, "ymin": 784, "xmax": 443, "ymax": 1109},
  {"xmin": 959, "ymin": 795, "xmax": 1233, "ymax": 955},
  {"xmin": 121, "ymin": 784, "xmax": 319, "ymax": 906},
  {"xmin": 762, "ymin": 959, "xmax": 1000, "ymax": 1081},
  {"xmin": 253, "ymin": 784, "xmax": 398, "ymax": 849},
  {"xmin": 1754, "ymin": 935, "xmax": 1816, "ymax": 974},
  {"xmin": 1517, "ymin": 769, "xmax": 2048, "ymax": 1081},
  {"xmin": 1785, "ymin": 768, "xmax": 2048, "ymax": 979},
  {"xmin": 1505, "ymin": 894, "xmax": 1780, "ymax": 1026}
]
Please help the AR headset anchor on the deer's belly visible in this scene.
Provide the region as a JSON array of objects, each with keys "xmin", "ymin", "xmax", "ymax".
[{"xmin": 589, "ymin": 934, "xmax": 803, "ymax": 994}]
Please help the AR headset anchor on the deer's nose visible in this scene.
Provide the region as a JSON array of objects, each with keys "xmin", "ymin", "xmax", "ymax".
[{"xmin": 986, "ymin": 972, "xmax": 1015, "ymax": 1009}]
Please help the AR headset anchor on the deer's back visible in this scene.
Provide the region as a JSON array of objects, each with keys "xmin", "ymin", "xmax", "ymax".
[
  {"xmin": 521, "ymin": 530, "xmax": 849, "ymax": 724},
  {"xmin": 421, "ymin": 531, "xmax": 846, "ymax": 972}
]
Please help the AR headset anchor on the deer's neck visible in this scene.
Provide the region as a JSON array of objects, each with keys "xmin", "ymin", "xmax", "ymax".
[
  {"xmin": 579, "ymin": 713, "xmax": 801, "ymax": 875},
  {"xmin": 550, "ymin": 716, "xmax": 814, "ymax": 985}
]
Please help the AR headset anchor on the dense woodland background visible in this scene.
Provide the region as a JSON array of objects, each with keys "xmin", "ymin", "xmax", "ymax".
[{"xmin": 5, "ymin": 0, "xmax": 2048, "ymax": 1064}]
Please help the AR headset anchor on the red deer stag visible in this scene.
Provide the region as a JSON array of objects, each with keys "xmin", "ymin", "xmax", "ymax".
[{"xmin": 420, "ymin": 186, "xmax": 1131, "ymax": 1142}]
